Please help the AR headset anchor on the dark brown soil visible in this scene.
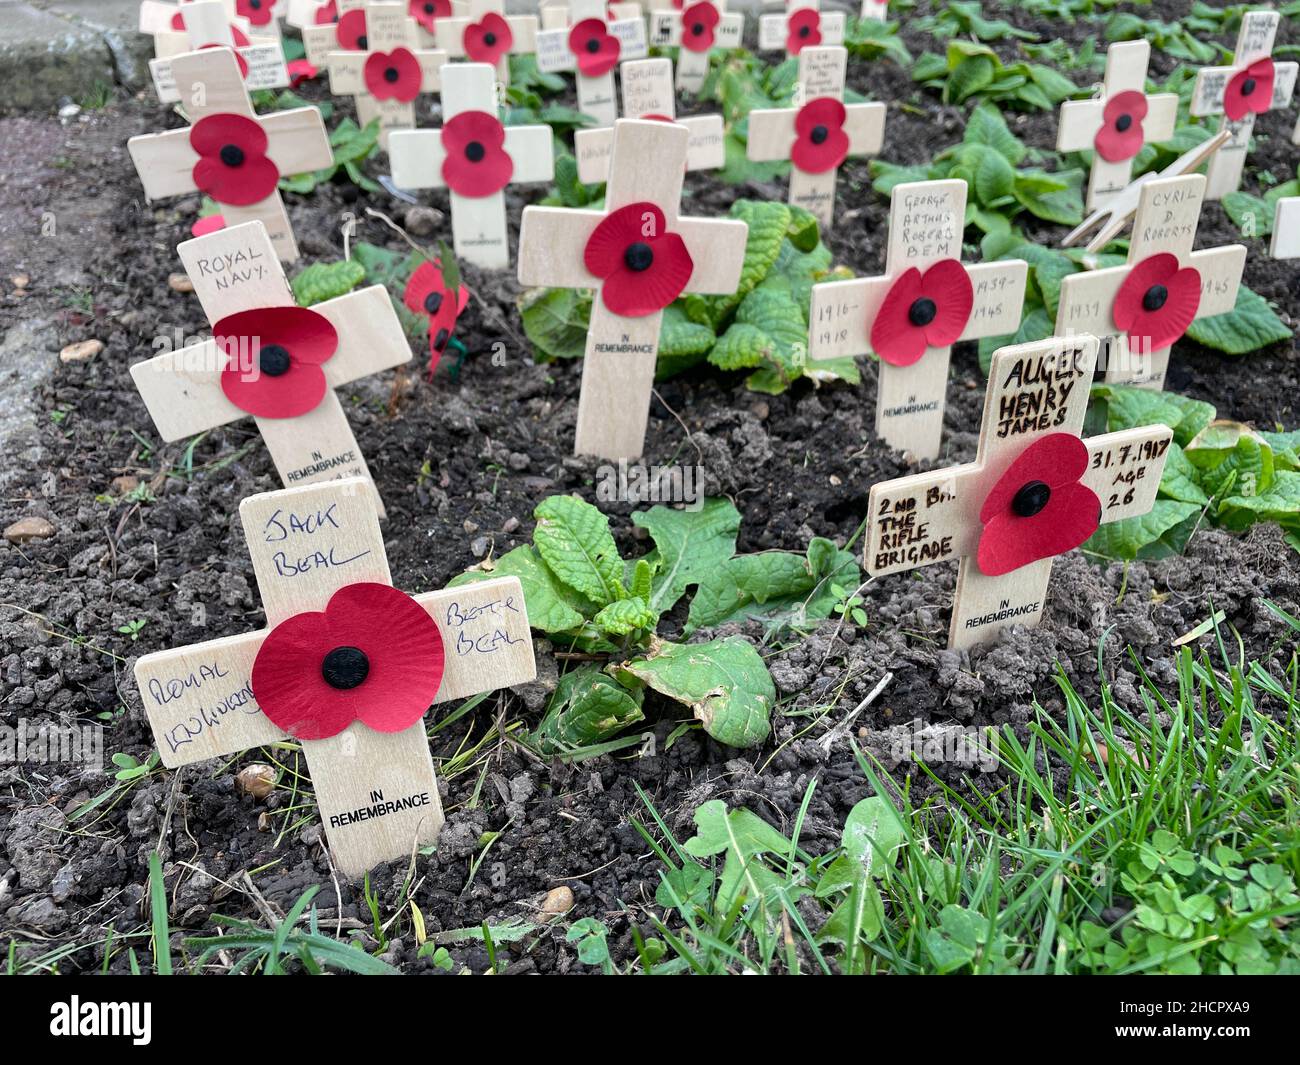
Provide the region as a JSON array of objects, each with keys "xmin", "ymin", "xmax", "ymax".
[{"xmin": 1, "ymin": 1, "xmax": 1297, "ymax": 974}]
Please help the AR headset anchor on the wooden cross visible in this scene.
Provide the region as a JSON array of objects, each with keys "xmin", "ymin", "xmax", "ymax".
[
  {"xmin": 1055, "ymin": 173, "xmax": 1245, "ymax": 390},
  {"xmin": 807, "ymin": 178, "xmax": 1028, "ymax": 461},
  {"xmin": 434, "ymin": 0, "xmax": 538, "ymax": 85},
  {"xmin": 746, "ymin": 45, "xmax": 884, "ymax": 229},
  {"xmin": 646, "ymin": 0, "xmax": 744, "ymax": 93},
  {"xmin": 1057, "ymin": 41, "xmax": 1178, "ymax": 211},
  {"xmin": 130, "ymin": 220, "xmax": 412, "ymax": 515},
  {"xmin": 133, "ymin": 476, "xmax": 536, "ymax": 876},
  {"xmin": 573, "ymin": 56, "xmax": 725, "ymax": 184},
  {"xmin": 388, "ymin": 62, "xmax": 554, "ymax": 269},
  {"xmin": 321, "ymin": 0, "xmax": 448, "ymax": 147},
  {"xmin": 757, "ymin": 0, "xmax": 845, "ymax": 61},
  {"xmin": 1191, "ymin": 9, "xmax": 1299, "ymax": 200},
  {"xmin": 302, "ymin": 0, "xmax": 457, "ymax": 61},
  {"xmin": 1272, "ymin": 196, "xmax": 1300, "ymax": 259},
  {"xmin": 128, "ymin": 48, "xmax": 332, "ymax": 262},
  {"xmin": 142, "ymin": 0, "xmax": 290, "ymax": 102},
  {"xmin": 517, "ymin": 119, "xmax": 748, "ymax": 459},
  {"xmin": 864, "ymin": 335, "xmax": 1174, "ymax": 650},
  {"xmin": 534, "ymin": 0, "xmax": 648, "ymax": 127},
  {"xmin": 859, "ymin": 0, "xmax": 888, "ymax": 20}
]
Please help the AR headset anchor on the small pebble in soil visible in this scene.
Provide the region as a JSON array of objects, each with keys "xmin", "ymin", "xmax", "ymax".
[
  {"xmin": 58, "ymin": 339, "xmax": 102, "ymax": 363},
  {"xmin": 10, "ymin": 274, "xmax": 28, "ymax": 289},
  {"xmin": 110, "ymin": 475, "xmax": 139, "ymax": 495},
  {"xmin": 236, "ymin": 764, "xmax": 277, "ymax": 800},
  {"xmin": 5, "ymin": 517, "xmax": 55, "ymax": 544},
  {"xmin": 167, "ymin": 272, "xmax": 194, "ymax": 293},
  {"xmin": 541, "ymin": 886, "xmax": 574, "ymax": 917},
  {"xmin": 404, "ymin": 205, "xmax": 441, "ymax": 236}
]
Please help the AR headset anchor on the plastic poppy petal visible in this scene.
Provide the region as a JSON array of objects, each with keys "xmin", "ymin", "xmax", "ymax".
[
  {"xmin": 251, "ymin": 611, "xmax": 360, "ymax": 740},
  {"xmin": 791, "ymin": 97, "xmax": 848, "ymax": 174},
  {"xmin": 409, "ymin": 0, "xmax": 450, "ymax": 33},
  {"xmin": 570, "ymin": 19, "xmax": 621, "ymax": 77},
  {"xmin": 680, "ymin": 2, "xmax": 719, "ymax": 53},
  {"xmin": 439, "ymin": 111, "xmax": 512, "ymax": 197},
  {"xmin": 918, "ymin": 259, "xmax": 974, "ymax": 347},
  {"xmin": 237, "ymin": 0, "xmax": 274, "ymax": 27},
  {"xmin": 191, "ymin": 214, "xmax": 226, "ymax": 237},
  {"xmin": 190, "ymin": 114, "xmax": 279, "ymax": 206},
  {"xmin": 979, "ymin": 433, "xmax": 1090, "ymax": 522},
  {"xmin": 786, "ymin": 8, "xmax": 822, "ymax": 54},
  {"xmin": 465, "ymin": 13, "xmax": 514, "ymax": 64},
  {"xmin": 365, "ymin": 47, "xmax": 422, "ymax": 102},
  {"xmin": 1112, "ymin": 253, "xmax": 1173, "ymax": 331},
  {"xmin": 336, "ymin": 8, "xmax": 367, "ymax": 49},
  {"xmin": 314, "ymin": 0, "xmax": 339, "ymax": 26},
  {"xmin": 583, "ymin": 202, "xmax": 665, "ymax": 278},
  {"xmin": 1095, "ymin": 90, "xmax": 1149, "ymax": 163},
  {"xmin": 794, "ymin": 96, "xmax": 845, "ymax": 136},
  {"xmin": 976, "ymin": 482, "xmax": 1100, "ymax": 576},
  {"xmin": 217, "ymin": 306, "xmax": 339, "ymax": 366},
  {"xmin": 287, "ymin": 58, "xmax": 319, "ymax": 88},
  {"xmin": 600, "ymin": 231, "xmax": 694, "ymax": 317},
  {"xmin": 870, "ymin": 268, "xmax": 928, "ymax": 367},
  {"xmin": 221, "ymin": 360, "xmax": 328, "ymax": 419}
]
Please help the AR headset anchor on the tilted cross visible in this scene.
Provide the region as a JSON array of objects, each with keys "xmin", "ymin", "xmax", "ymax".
[
  {"xmin": 1191, "ymin": 9, "xmax": 1298, "ymax": 199},
  {"xmin": 864, "ymin": 335, "xmax": 1174, "ymax": 650},
  {"xmin": 517, "ymin": 119, "xmax": 748, "ymax": 459},
  {"xmin": 141, "ymin": 0, "xmax": 290, "ymax": 103},
  {"xmin": 807, "ymin": 178, "xmax": 1028, "ymax": 461},
  {"xmin": 130, "ymin": 220, "xmax": 412, "ymax": 516},
  {"xmin": 534, "ymin": 0, "xmax": 648, "ymax": 127},
  {"xmin": 758, "ymin": 0, "xmax": 845, "ymax": 61},
  {"xmin": 434, "ymin": 0, "xmax": 538, "ymax": 85},
  {"xmin": 646, "ymin": 0, "xmax": 744, "ymax": 93},
  {"xmin": 133, "ymin": 476, "xmax": 536, "ymax": 876},
  {"xmin": 746, "ymin": 45, "xmax": 885, "ymax": 228},
  {"xmin": 128, "ymin": 48, "xmax": 332, "ymax": 262},
  {"xmin": 573, "ymin": 56, "xmax": 725, "ymax": 184},
  {"xmin": 388, "ymin": 62, "xmax": 555, "ymax": 269},
  {"xmin": 1055, "ymin": 173, "xmax": 1244, "ymax": 390},
  {"xmin": 1057, "ymin": 40, "xmax": 1178, "ymax": 211}
]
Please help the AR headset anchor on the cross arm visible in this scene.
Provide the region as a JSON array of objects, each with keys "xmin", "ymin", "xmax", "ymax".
[
  {"xmin": 960, "ymin": 260, "xmax": 1029, "ymax": 341},
  {"xmin": 128, "ymin": 128, "xmax": 201, "ymax": 201},
  {"xmin": 745, "ymin": 106, "xmax": 796, "ymax": 164},
  {"xmin": 130, "ymin": 340, "xmax": 246, "ymax": 441},
  {"xmin": 1058, "ymin": 94, "xmax": 1179, "ymax": 152},
  {"xmin": 845, "ymin": 102, "xmax": 886, "ymax": 155},
  {"xmin": 1083, "ymin": 425, "xmax": 1174, "ymax": 524},
  {"xmin": 1190, "ymin": 244, "xmax": 1247, "ymax": 318},
  {"xmin": 390, "ymin": 124, "xmax": 554, "ymax": 189},
  {"xmin": 807, "ymin": 274, "xmax": 888, "ymax": 360},
  {"xmin": 678, "ymin": 218, "xmax": 749, "ymax": 294},
  {"xmin": 262, "ymin": 107, "xmax": 335, "ymax": 174},
  {"xmin": 864, "ymin": 462, "xmax": 983, "ymax": 577},
  {"xmin": 315, "ymin": 285, "xmax": 414, "ymax": 387}
]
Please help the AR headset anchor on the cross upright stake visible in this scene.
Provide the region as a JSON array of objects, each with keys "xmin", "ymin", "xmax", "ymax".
[
  {"xmin": 141, "ymin": 0, "xmax": 291, "ymax": 102},
  {"xmin": 133, "ymin": 476, "xmax": 536, "ymax": 876},
  {"xmin": 646, "ymin": 0, "xmax": 744, "ymax": 92},
  {"xmin": 807, "ymin": 178, "xmax": 1028, "ymax": 461},
  {"xmin": 533, "ymin": 0, "xmax": 648, "ymax": 127},
  {"xmin": 130, "ymin": 220, "xmax": 412, "ymax": 515},
  {"xmin": 1272, "ymin": 195, "xmax": 1300, "ymax": 259},
  {"xmin": 758, "ymin": 0, "xmax": 845, "ymax": 61},
  {"xmin": 128, "ymin": 48, "xmax": 332, "ymax": 261},
  {"xmin": 389, "ymin": 62, "xmax": 555, "ymax": 269},
  {"xmin": 573, "ymin": 56, "xmax": 725, "ymax": 184},
  {"xmin": 864, "ymin": 335, "xmax": 1174, "ymax": 650},
  {"xmin": 517, "ymin": 119, "xmax": 748, "ymax": 460},
  {"xmin": 1057, "ymin": 40, "xmax": 1179, "ymax": 210},
  {"xmin": 746, "ymin": 45, "xmax": 884, "ymax": 229},
  {"xmin": 434, "ymin": 0, "xmax": 537, "ymax": 85},
  {"xmin": 1191, "ymin": 9, "xmax": 1298, "ymax": 199},
  {"xmin": 1055, "ymin": 173, "xmax": 1245, "ymax": 390}
]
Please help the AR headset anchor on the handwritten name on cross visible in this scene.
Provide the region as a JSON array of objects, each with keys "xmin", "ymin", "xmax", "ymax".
[
  {"xmin": 141, "ymin": 0, "xmax": 290, "ymax": 102},
  {"xmin": 647, "ymin": 0, "xmax": 744, "ymax": 93},
  {"xmin": 758, "ymin": 0, "xmax": 846, "ymax": 61},
  {"xmin": 534, "ymin": 0, "xmax": 648, "ymax": 127}
]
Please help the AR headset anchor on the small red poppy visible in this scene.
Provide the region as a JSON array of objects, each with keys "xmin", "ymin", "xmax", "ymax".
[
  {"xmin": 569, "ymin": 18, "xmax": 620, "ymax": 77},
  {"xmin": 287, "ymin": 58, "xmax": 318, "ymax": 88},
  {"xmin": 1224, "ymin": 57, "xmax": 1275, "ymax": 122},
  {"xmin": 465, "ymin": 12, "xmax": 514, "ymax": 65},
  {"xmin": 1111, "ymin": 252, "xmax": 1201, "ymax": 354},
  {"xmin": 364, "ymin": 47, "xmax": 422, "ymax": 102},
  {"xmin": 235, "ymin": 0, "xmax": 274, "ymax": 28},
  {"xmin": 404, "ymin": 261, "xmax": 470, "ymax": 377},
  {"xmin": 870, "ymin": 260, "xmax": 974, "ymax": 367},
  {"xmin": 214, "ymin": 305, "xmax": 338, "ymax": 419},
  {"xmin": 1094, "ymin": 90, "xmax": 1147, "ymax": 163},
  {"xmin": 190, "ymin": 213, "xmax": 226, "ymax": 238},
  {"xmin": 680, "ymin": 2, "xmax": 719, "ymax": 53},
  {"xmin": 198, "ymin": 41, "xmax": 250, "ymax": 79},
  {"xmin": 170, "ymin": 11, "xmax": 185, "ymax": 30},
  {"xmin": 976, "ymin": 434, "xmax": 1100, "ymax": 577},
  {"xmin": 409, "ymin": 0, "xmax": 451, "ymax": 33},
  {"xmin": 252, "ymin": 583, "xmax": 445, "ymax": 741},
  {"xmin": 584, "ymin": 202, "xmax": 694, "ymax": 317},
  {"xmin": 786, "ymin": 8, "xmax": 821, "ymax": 54},
  {"xmin": 791, "ymin": 96, "xmax": 848, "ymax": 174},
  {"xmin": 336, "ymin": 8, "xmax": 367, "ymax": 50},
  {"xmin": 191, "ymin": 113, "xmax": 280, "ymax": 206},
  {"xmin": 314, "ymin": 0, "xmax": 338, "ymax": 25},
  {"xmin": 440, "ymin": 110, "xmax": 513, "ymax": 197}
]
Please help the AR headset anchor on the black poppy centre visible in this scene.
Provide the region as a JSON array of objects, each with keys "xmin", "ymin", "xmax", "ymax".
[
  {"xmin": 908, "ymin": 296, "xmax": 938, "ymax": 327},
  {"xmin": 1115, "ymin": 113, "xmax": 1133, "ymax": 132},
  {"xmin": 321, "ymin": 646, "xmax": 370, "ymax": 690},
  {"xmin": 691, "ymin": 22, "xmax": 706, "ymax": 35},
  {"xmin": 423, "ymin": 291, "xmax": 444, "ymax": 315},
  {"xmin": 1012, "ymin": 480, "xmax": 1051, "ymax": 518},
  {"xmin": 624, "ymin": 242, "xmax": 654, "ymax": 272},
  {"xmin": 384, "ymin": 65, "xmax": 400, "ymax": 83},
  {"xmin": 258, "ymin": 344, "xmax": 292, "ymax": 377},
  {"xmin": 357, "ymin": 34, "xmax": 368, "ymax": 49},
  {"xmin": 586, "ymin": 38, "xmax": 601, "ymax": 53},
  {"xmin": 465, "ymin": 140, "xmax": 486, "ymax": 162},
  {"xmin": 424, "ymin": 2, "xmax": 434, "ymax": 12},
  {"xmin": 810, "ymin": 124, "xmax": 829, "ymax": 145},
  {"xmin": 433, "ymin": 327, "xmax": 450, "ymax": 351},
  {"xmin": 484, "ymin": 31, "xmax": 497, "ymax": 46},
  {"xmin": 1242, "ymin": 77, "xmax": 1257, "ymax": 96},
  {"xmin": 799, "ymin": 25, "xmax": 811, "ymax": 38},
  {"xmin": 1143, "ymin": 283, "xmax": 1169, "ymax": 312},
  {"xmin": 220, "ymin": 144, "xmax": 246, "ymax": 167}
]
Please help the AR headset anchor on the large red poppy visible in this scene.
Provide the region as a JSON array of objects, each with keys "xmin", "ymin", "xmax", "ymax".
[
  {"xmin": 870, "ymin": 260, "xmax": 974, "ymax": 367},
  {"xmin": 214, "ymin": 305, "xmax": 338, "ymax": 418},
  {"xmin": 364, "ymin": 47, "xmax": 422, "ymax": 102},
  {"xmin": 336, "ymin": 8, "xmax": 367, "ymax": 50},
  {"xmin": 1111, "ymin": 252, "xmax": 1201, "ymax": 354},
  {"xmin": 440, "ymin": 110, "xmax": 513, "ymax": 196},
  {"xmin": 976, "ymin": 434, "xmax": 1100, "ymax": 577},
  {"xmin": 409, "ymin": 0, "xmax": 451, "ymax": 34},
  {"xmin": 1094, "ymin": 90, "xmax": 1147, "ymax": 163},
  {"xmin": 569, "ymin": 18, "xmax": 620, "ymax": 77},
  {"xmin": 235, "ymin": 0, "xmax": 275, "ymax": 28},
  {"xmin": 1224, "ymin": 58, "xmax": 1276, "ymax": 121},
  {"xmin": 786, "ymin": 8, "xmax": 821, "ymax": 54},
  {"xmin": 584, "ymin": 202, "xmax": 694, "ymax": 317},
  {"xmin": 465, "ymin": 12, "xmax": 514, "ymax": 65},
  {"xmin": 680, "ymin": 2, "xmax": 719, "ymax": 53},
  {"xmin": 190, "ymin": 113, "xmax": 280, "ymax": 206},
  {"xmin": 404, "ymin": 261, "xmax": 470, "ymax": 377},
  {"xmin": 792, "ymin": 96, "xmax": 848, "ymax": 173},
  {"xmin": 252, "ymin": 583, "xmax": 445, "ymax": 741}
]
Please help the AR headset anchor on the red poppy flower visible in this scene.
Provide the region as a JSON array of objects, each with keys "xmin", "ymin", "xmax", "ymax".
[
  {"xmin": 791, "ymin": 96, "xmax": 848, "ymax": 174},
  {"xmin": 584, "ymin": 202, "xmax": 694, "ymax": 317},
  {"xmin": 1094, "ymin": 90, "xmax": 1147, "ymax": 163},
  {"xmin": 191, "ymin": 213, "xmax": 226, "ymax": 237},
  {"xmin": 214, "ymin": 305, "xmax": 338, "ymax": 418},
  {"xmin": 409, "ymin": 0, "xmax": 451, "ymax": 33},
  {"xmin": 198, "ymin": 41, "xmax": 250, "ymax": 79},
  {"xmin": 569, "ymin": 18, "xmax": 620, "ymax": 77},
  {"xmin": 336, "ymin": 8, "xmax": 367, "ymax": 49},
  {"xmin": 190, "ymin": 113, "xmax": 280, "ymax": 206},
  {"xmin": 440, "ymin": 110, "xmax": 513, "ymax": 196},
  {"xmin": 1224, "ymin": 58, "xmax": 1276, "ymax": 121},
  {"xmin": 870, "ymin": 260, "xmax": 974, "ymax": 367},
  {"xmin": 680, "ymin": 2, "xmax": 719, "ymax": 53},
  {"xmin": 170, "ymin": 11, "xmax": 185, "ymax": 30},
  {"xmin": 364, "ymin": 47, "xmax": 422, "ymax": 102},
  {"xmin": 235, "ymin": 0, "xmax": 274, "ymax": 27},
  {"xmin": 287, "ymin": 58, "xmax": 318, "ymax": 88},
  {"xmin": 976, "ymin": 434, "xmax": 1100, "ymax": 577},
  {"xmin": 403, "ymin": 261, "xmax": 470, "ymax": 377},
  {"xmin": 252, "ymin": 583, "xmax": 445, "ymax": 741},
  {"xmin": 1111, "ymin": 252, "xmax": 1201, "ymax": 354},
  {"xmin": 314, "ymin": 0, "xmax": 338, "ymax": 25},
  {"xmin": 465, "ymin": 12, "xmax": 514, "ymax": 65},
  {"xmin": 786, "ymin": 8, "xmax": 821, "ymax": 54}
]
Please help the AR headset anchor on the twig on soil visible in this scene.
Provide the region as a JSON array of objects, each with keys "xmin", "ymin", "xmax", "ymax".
[
  {"xmin": 818, "ymin": 672, "xmax": 894, "ymax": 754},
  {"xmin": 651, "ymin": 388, "xmax": 705, "ymax": 466}
]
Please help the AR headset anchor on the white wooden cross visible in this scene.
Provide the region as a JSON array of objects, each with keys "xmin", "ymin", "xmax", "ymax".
[
  {"xmin": 758, "ymin": 0, "xmax": 845, "ymax": 60},
  {"xmin": 1191, "ymin": 9, "xmax": 1299, "ymax": 200},
  {"xmin": 1272, "ymin": 196, "xmax": 1300, "ymax": 259},
  {"xmin": 128, "ymin": 48, "xmax": 332, "ymax": 262},
  {"xmin": 534, "ymin": 0, "xmax": 648, "ymax": 127},
  {"xmin": 540, "ymin": 2, "xmax": 644, "ymax": 31},
  {"xmin": 860, "ymin": 0, "xmax": 888, "ymax": 20},
  {"xmin": 130, "ymin": 221, "xmax": 411, "ymax": 515},
  {"xmin": 646, "ymin": 0, "xmax": 744, "ymax": 93},
  {"xmin": 388, "ymin": 62, "xmax": 554, "ymax": 269},
  {"xmin": 864, "ymin": 335, "xmax": 1174, "ymax": 650},
  {"xmin": 1055, "ymin": 173, "xmax": 1245, "ymax": 390},
  {"xmin": 142, "ymin": 0, "xmax": 290, "ymax": 102},
  {"xmin": 808, "ymin": 178, "xmax": 1028, "ymax": 461},
  {"xmin": 517, "ymin": 119, "xmax": 748, "ymax": 459},
  {"xmin": 133, "ymin": 476, "xmax": 536, "ymax": 876},
  {"xmin": 434, "ymin": 0, "xmax": 537, "ymax": 85},
  {"xmin": 301, "ymin": 0, "xmax": 457, "ymax": 60},
  {"xmin": 1057, "ymin": 41, "xmax": 1179, "ymax": 211},
  {"xmin": 573, "ymin": 56, "xmax": 725, "ymax": 184}
]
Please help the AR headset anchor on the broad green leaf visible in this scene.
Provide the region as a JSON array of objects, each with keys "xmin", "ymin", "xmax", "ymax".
[
  {"xmin": 946, "ymin": 55, "xmax": 997, "ymax": 104},
  {"xmin": 1160, "ymin": 443, "xmax": 1210, "ymax": 505},
  {"xmin": 1216, "ymin": 471, "xmax": 1300, "ymax": 533},
  {"xmin": 816, "ymin": 795, "xmax": 905, "ymax": 898},
  {"xmin": 1084, "ymin": 500, "xmax": 1201, "ymax": 559},
  {"xmin": 978, "ymin": 305, "xmax": 1054, "ymax": 374},
  {"xmin": 964, "ymin": 101, "xmax": 1027, "ymax": 162},
  {"xmin": 1222, "ymin": 191, "xmax": 1274, "ymax": 238},
  {"xmin": 449, "ymin": 545, "xmax": 590, "ymax": 633},
  {"xmin": 593, "ymin": 596, "xmax": 656, "ymax": 637},
  {"xmin": 686, "ymin": 200, "xmax": 790, "ymax": 329},
  {"xmin": 291, "ymin": 260, "xmax": 365, "ymax": 306},
  {"xmin": 656, "ymin": 302, "xmax": 716, "ymax": 379},
  {"xmin": 533, "ymin": 495, "xmax": 625, "ymax": 606},
  {"xmin": 531, "ymin": 666, "xmax": 644, "ymax": 755},
  {"xmin": 1200, "ymin": 436, "xmax": 1273, "ymax": 503},
  {"xmin": 1185, "ymin": 283, "xmax": 1291, "ymax": 354},
  {"xmin": 632, "ymin": 498, "xmax": 741, "ymax": 614},
  {"xmin": 682, "ymin": 799, "xmax": 792, "ymax": 909},
  {"xmin": 518, "ymin": 285, "xmax": 592, "ymax": 361}
]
